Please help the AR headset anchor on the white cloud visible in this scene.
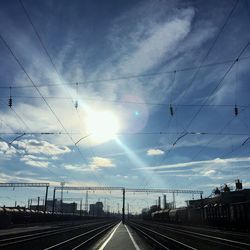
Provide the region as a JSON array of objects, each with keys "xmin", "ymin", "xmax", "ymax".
[
  {"xmin": 23, "ymin": 160, "xmax": 49, "ymax": 168},
  {"xmin": 202, "ymin": 169, "xmax": 216, "ymax": 176},
  {"xmin": 0, "ymin": 172, "xmax": 58, "ymax": 185},
  {"xmin": 13, "ymin": 139, "xmax": 71, "ymax": 156},
  {"xmin": 64, "ymin": 164, "xmax": 91, "ymax": 172},
  {"xmin": 119, "ymin": 8, "xmax": 195, "ymax": 74},
  {"xmin": 0, "ymin": 141, "xmax": 16, "ymax": 156},
  {"xmin": 147, "ymin": 148, "xmax": 165, "ymax": 156},
  {"xmin": 21, "ymin": 154, "xmax": 48, "ymax": 161},
  {"xmin": 89, "ymin": 156, "xmax": 115, "ymax": 170},
  {"xmin": 19, "ymin": 154, "xmax": 49, "ymax": 168}
]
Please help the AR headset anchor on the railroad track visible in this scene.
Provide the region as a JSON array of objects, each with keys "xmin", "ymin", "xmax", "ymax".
[
  {"xmin": 148, "ymin": 221, "xmax": 250, "ymax": 244},
  {"xmin": 128, "ymin": 220, "xmax": 250, "ymax": 250},
  {"xmin": 45, "ymin": 222, "xmax": 117, "ymax": 250},
  {"xmin": 0, "ymin": 220, "xmax": 118, "ymax": 249},
  {"xmin": 128, "ymin": 221, "xmax": 197, "ymax": 250}
]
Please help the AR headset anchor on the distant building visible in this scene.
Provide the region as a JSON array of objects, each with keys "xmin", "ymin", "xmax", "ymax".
[
  {"xmin": 30, "ymin": 199, "xmax": 77, "ymax": 213},
  {"xmin": 89, "ymin": 202, "xmax": 104, "ymax": 216}
]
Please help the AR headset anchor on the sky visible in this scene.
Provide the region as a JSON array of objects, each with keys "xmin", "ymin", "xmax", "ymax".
[{"xmin": 0, "ymin": 0, "xmax": 250, "ymax": 210}]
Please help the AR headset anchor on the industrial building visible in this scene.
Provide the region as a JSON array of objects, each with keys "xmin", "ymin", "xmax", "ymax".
[
  {"xmin": 89, "ymin": 202, "xmax": 104, "ymax": 217},
  {"xmin": 30, "ymin": 199, "xmax": 77, "ymax": 213}
]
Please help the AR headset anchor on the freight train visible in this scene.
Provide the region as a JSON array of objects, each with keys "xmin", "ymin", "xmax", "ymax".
[
  {"xmin": 0, "ymin": 206, "xmax": 104, "ymax": 229},
  {"xmin": 145, "ymin": 201, "xmax": 250, "ymax": 229}
]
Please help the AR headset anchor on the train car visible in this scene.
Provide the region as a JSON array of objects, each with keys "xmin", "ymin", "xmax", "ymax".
[
  {"xmin": 187, "ymin": 207, "xmax": 202, "ymax": 225},
  {"xmin": 169, "ymin": 208, "xmax": 188, "ymax": 223},
  {"xmin": 149, "ymin": 200, "xmax": 250, "ymax": 229},
  {"xmin": 230, "ymin": 201, "xmax": 250, "ymax": 228},
  {"xmin": 0, "ymin": 207, "xmax": 12, "ymax": 228},
  {"xmin": 151, "ymin": 209, "xmax": 170, "ymax": 222}
]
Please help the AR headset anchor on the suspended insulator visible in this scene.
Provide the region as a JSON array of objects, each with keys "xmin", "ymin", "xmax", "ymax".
[
  {"xmin": 8, "ymin": 97, "xmax": 12, "ymax": 108},
  {"xmin": 170, "ymin": 104, "xmax": 174, "ymax": 116},
  {"xmin": 234, "ymin": 105, "xmax": 238, "ymax": 116},
  {"xmin": 75, "ymin": 101, "xmax": 78, "ymax": 109}
]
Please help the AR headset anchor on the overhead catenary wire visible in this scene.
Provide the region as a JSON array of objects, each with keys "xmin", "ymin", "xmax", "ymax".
[
  {"xmin": 0, "ymin": 0, "xmax": 249, "ymax": 194},
  {"xmin": 141, "ymin": 1, "xmax": 246, "ymax": 189},
  {"xmin": 1, "ymin": 95, "xmax": 250, "ymax": 110},
  {"xmin": 0, "ymin": 33, "xmax": 106, "ymax": 189},
  {"xmin": 18, "ymin": 0, "xmax": 83, "ymax": 124},
  {"xmin": 0, "ymin": 99, "xmax": 63, "ymax": 182},
  {"xmin": 1, "ymin": 131, "xmax": 250, "ymax": 137},
  {"xmin": 190, "ymin": 109, "xmax": 246, "ymax": 162},
  {"xmin": 158, "ymin": 42, "xmax": 250, "ymax": 164},
  {"xmin": 176, "ymin": 0, "xmax": 240, "ymax": 103},
  {"xmin": 0, "ymin": 56, "xmax": 250, "ymax": 90}
]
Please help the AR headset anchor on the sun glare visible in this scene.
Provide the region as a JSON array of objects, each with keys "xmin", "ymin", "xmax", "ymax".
[{"xmin": 85, "ymin": 110, "xmax": 120, "ymax": 143}]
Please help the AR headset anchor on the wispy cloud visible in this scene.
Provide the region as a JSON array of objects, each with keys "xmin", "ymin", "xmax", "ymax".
[
  {"xmin": 135, "ymin": 157, "xmax": 250, "ymax": 170},
  {"xmin": 64, "ymin": 164, "xmax": 91, "ymax": 172},
  {"xmin": 13, "ymin": 139, "xmax": 71, "ymax": 155},
  {"xmin": 0, "ymin": 141, "xmax": 17, "ymax": 156},
  {"xmin": 147, "ymin": 148, "xmax": 165, "ymax": 156}
]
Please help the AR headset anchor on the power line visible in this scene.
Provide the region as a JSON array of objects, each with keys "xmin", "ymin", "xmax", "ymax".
[
  {"xmin": 18, "ymin": 0, "xmax": 105, "ymax": 186},
  {"xmin": 176, "ymin": 0, "xmax": 240, "ymax": 103},
  {"xmin": 0, "ymin": 56, "xmax": 250, "ymax": 90},
  {"xmin": 19, "ymin": 0, "xmax": 85, "ymax": 134},
  {"xmin": 158, "ymin": 42, "xmax": 250, "ymax": 162},
  {"xmin": 190, "ymin": 108, "xmax": 248, "ymax": 161},
  {"xmin": 1, "ymin": 131, "xmax": 250, "ymax": 137},
  {"xmin": 141, "ymin": 1, "xmax": 246, "ymax": 189},
  {"xmin": 1, "ymin": 95, "xmax": 250, "ymax": 110},
  {"xmin": 0, "ymin": 100, "xmax": 62, "ymax": 181},
  {"xmin": 19, "ymin": 0, "xmax": 61, "ymax": 79},
  {"xmin": 184, "ymin": 46, "xmax": 249, "ymax": 132},
  {"xmin": 0, "ymin": 33, "xmax": 105, "ymax": 188}
]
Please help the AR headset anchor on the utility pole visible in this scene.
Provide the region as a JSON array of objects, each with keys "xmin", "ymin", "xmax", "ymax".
[
  {"xmin": 127, "ymin": 203, "xmax": 129, "ymax": 220},
  {"xmin": 44, "ymin": 185, "xmax": 49, "ymax": 213},
  {"xmin": 52, "ymin": 188, "xmax": 56, "ymax": 214},
  {"xmin": 122, "ymin": 188, "xmax": 125, "ymax": 224},
  {"xmin": 173, "ymin": 192, "xmax": 176, "ymax": 209},
  {"xmin": 37, "ymin": 196, "xmax": 40, "ymax": 211},
  {"xmin": 60, "ymin": 182, "xmax": 65, "ymax": 214}
]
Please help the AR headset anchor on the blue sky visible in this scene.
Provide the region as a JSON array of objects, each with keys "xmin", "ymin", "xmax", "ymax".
[{"xmin": 0, "ymin": 0, "xmax": 250, "ymax": 209}]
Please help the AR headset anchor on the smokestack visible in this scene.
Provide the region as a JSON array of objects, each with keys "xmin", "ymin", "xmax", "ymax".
[
  {"xmin": 158, "ymin": 196, "xmax": 161, "ymax": 209},
  {"xmin": 163, "ymin": 195, "xmax": 167, "ymax": 209}
]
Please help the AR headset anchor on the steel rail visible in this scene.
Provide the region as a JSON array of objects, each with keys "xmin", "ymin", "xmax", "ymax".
[
  {"xmin": 128, "ymin": 224, "xmax": 170, "ymax": 250},
  {"xmin": 146, "ymin": 222, "xmax": 250, "ymax": 249},
  {"xmin": 128, "ymin": 221, "xmax": 197, "ymax": 250},
  {"xmin": 0, "ymin": 220, "xmax": 111, "ymax": 247},
  {"xmin": 150, "ymin": 221, "xmax": 250, "ymax": 240},
  {"xmin": 72, "ymin": 223, "xmax": 117, "ymax": 250},
  {"xmin": 44, "ymin": 222, "xmax": 117, "ymax": 250}
]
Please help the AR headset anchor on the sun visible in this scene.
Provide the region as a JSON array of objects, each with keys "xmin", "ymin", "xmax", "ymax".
[{"xmin": 85, "ymin": 110, "xmax": 120, "ymax": 143}]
